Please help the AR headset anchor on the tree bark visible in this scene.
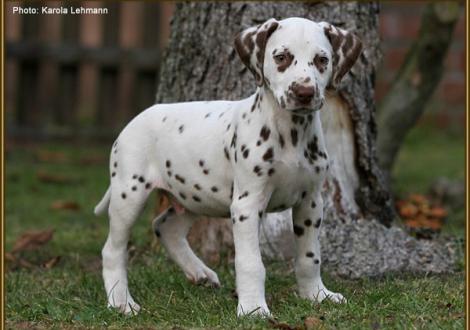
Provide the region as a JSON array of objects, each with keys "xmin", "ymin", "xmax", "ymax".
[
  {"xmin": 155, "ymin": 2, "xmax": 457, "ymax": 277},
  {"xmin": 377, "ymin": 2, "xmax": 460, "ymax": 173}
]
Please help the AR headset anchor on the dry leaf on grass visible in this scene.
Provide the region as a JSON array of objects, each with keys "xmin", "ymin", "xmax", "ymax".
[
  {"xmin": 396, "ymin": 194, "xmax": 448, "ymax": 238},
  {"xmin": 35, "ymin": 150, "xmax": 69, "ymax": 163},
  {"xmin": 268, "ymin": 318, "xmax": 298, "ymax": 330},
  {"xmin": 304, "ymin": 316, "xmax": 321, "ymax": 329},
  {"xmin": 50, "ymin": 200, "xmax": 81, "ymax": 211},
  {"xmin": 36, "ymin": 171, "xmax": 78, "ymax": 184},
  {"xmin": 11, "ymin": 229, "xmax": 54, "ymax": 253},
  {"xmin": 43, "ymin": 256, "xmax": 61, "ymax": 269}
]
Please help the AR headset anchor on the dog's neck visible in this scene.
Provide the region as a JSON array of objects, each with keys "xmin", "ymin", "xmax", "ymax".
[{"xmin": 256, "ymin": 86, "xmax": 323, "ymax": 148}]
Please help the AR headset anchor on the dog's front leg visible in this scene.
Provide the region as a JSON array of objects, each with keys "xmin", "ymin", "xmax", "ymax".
[
  {"xmin": 231, "ymin": 188, "xmax": 270, "ymax": 317},
  {"xmin": 292, "ymin": 192, "xmax": 346, "ymax": 303}
]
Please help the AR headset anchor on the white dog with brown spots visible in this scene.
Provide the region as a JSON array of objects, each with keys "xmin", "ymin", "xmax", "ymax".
[{"xmin": 94, "ymin": 17, "xmax": 362, "ymax": 316}]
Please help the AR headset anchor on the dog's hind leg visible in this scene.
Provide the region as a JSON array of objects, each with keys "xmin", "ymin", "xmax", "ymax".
[
  {"xmin": 102, "ymin": 173, "xmax": 154, "ymax": 314},
  {"xmin": 153, "ymin": 208, "xmax": 220, "ymax": 287}
]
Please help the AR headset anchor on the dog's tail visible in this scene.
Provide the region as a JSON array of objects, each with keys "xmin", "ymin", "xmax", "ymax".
[{"xmin": 94, "ymin": 187, "xmax": 111, "ymax": 216}]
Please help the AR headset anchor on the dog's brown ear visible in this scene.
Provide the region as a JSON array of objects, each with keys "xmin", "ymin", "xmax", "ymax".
[
  {"xmin": 319, "ymin": 22, "xmax": 363, "ymax": 88},
  {"xmin": 234, "ymin": 18, "xmax": 279, "ymax": 86}
]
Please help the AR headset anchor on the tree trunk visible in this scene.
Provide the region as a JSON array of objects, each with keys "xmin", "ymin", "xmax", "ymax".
[
  {"xmin": 156, "ymin": 2, "xmax": 457, "ymax": 277},
  {"xmin": 376, "ymin": 2, "xmax": 460, "ymax": 173}
]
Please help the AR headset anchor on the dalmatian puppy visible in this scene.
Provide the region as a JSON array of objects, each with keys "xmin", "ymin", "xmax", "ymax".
[{"xmin": 94, "ymin": 17, "xmax": 362, "ymax": 316}]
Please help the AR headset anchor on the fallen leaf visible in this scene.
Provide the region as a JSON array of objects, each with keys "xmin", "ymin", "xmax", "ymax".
[
  {"xmin": 304, "ymin": 316, "xmax": 321, "ymax": 329},
  {"xmin": 409, "ymin": 194, "xmax": 428, "ymax": 205},
  {"xmin": 17, "ymin": 258, "xmax": 35, "ymax": 269},
  {"xmin": 429, "ymin": 207, "xmax": 448, "ymax": 219},
  {"xmin": 5, "ymin": 252, "xmax": 16, "ymax": 262},
  {"xmin": 268, "ymin": 318, "xmax": 297, "ymax": 330},
  {"xmin": 43, "ymin": 256, "xmax": 61, "ymax": 269},
  {"xmin": 11, "ymin": 229, "xmax": 54, "ymax": 253},
  {"xmin": 50, "ymin": 200, "xmax": 80, "ymax": 211},
  {"xmin": 36, "ymin": 150, "xmax": 69, "ymax": 163},
  {"xmin": 36, "ymin": 171, "xmax": 77, "ymax": 184},
  {"xmin": 399, "ymin": 203, "xmax": 419, "ymax": 218}
]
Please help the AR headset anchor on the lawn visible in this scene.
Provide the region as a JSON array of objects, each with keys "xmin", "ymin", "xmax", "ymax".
[{"xmin": 5, "ymin": 124, "xmax": 465, "ymax": 329}]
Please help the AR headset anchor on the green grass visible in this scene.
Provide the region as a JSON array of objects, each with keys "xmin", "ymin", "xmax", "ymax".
[{"xmin": 5, "ymin": 125, "xmax": 465, "ymax": 329}]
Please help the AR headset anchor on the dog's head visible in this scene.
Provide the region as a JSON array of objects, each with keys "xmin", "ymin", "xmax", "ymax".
[{"xmin": 234, "ymin": 17, "xmax": 362, "ymax": 114}]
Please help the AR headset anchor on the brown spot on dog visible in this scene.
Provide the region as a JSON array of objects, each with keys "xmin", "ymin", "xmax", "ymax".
[
  {"xmin": 167, "ymin": 171, "xmax": 172, "ymax": 177},
  {"xmin": 145, "ymin": 183, "xmax": 151, "ymax": 189},
  {"xmin": 315, "ymin": 218, "xmax": 322, "ymax": 228},
  {"xmin": 243, "ymin": 149, "xmax": 250, "ymax": 159},
  {"xmin": 239, "ymin": 215, "xmax": 248, "ymax": 221},
  {"xmin": 192, "ymin": 195, "xmax": 201, "ymax": 202},
  {"xmin": 231, "ymin": 132, "xmax": 237, "ymax": 148},
  {"xmin": 139, "ymin": 176, "xmax": 145, "ymax": 183},
  {"xmin": 260, "ymin": 125, "xmax": 271, "ymax": 141},
  {"xmin": 166, "ymin": 160, "xmax": 171, "ymax": 168},
  {"xmin": 313, "ymin": 54, "xmax": 329, "ymax": 74},
  {"xmin": 238, "ymin": 191, "xmax": 249, "ymax": 200},
  {"xmin": 131, "ymin": 186, "xmax": 137, "ymax": 191},
  {"xmin": 314, "ymin": 259, "xmax": 320, "ymax": 264},
  {"xmin": 268, "ymin": 168, "xmax": 275, "ymax": 176},
  {"xmin": 263, "ymin": 148, "xmax": 274, "ymax": 162},
  {"xmin": 178, "ymin": 125, "xmax": 184, "ymax": 133},
  {"xmin": 291, "ymin": 129, "xmax": 298, "ymax": 146},
  {"xmin": 121, "ymin": 193, "xmax": 126, "ymax": 199},
  {"xmin": 175, "ymin": 175, "xmax": 186, "ymax": 184},
  {"xmin": 304, "ymin": 219, "xmax": 312, "ymax": 226},
  {"xmin": 211, "ymin": 186, "xmax": 218, "ymax": 193},
  {"xmin": 194, "ymin": 184, "xmax": 201, "ymax": 191},
  {"xmin": 224, "ymin": 147, "xmax": 230, "ymax": 160},
  {"xmin": 111, "ymin": 172, "xmax": 116, "ymax": 177},
  {"xmin": 274, "ymin": 50, "xmax": 294, "ymax": 72},
  {"xmin": 179, "ymin": 192, "xmax": 186, "ymax": 200},
  {"xmin": 279, "ymin": 134, "xmax": 285, "ymax": 148},
  {"xmin": 293, "ymin": 225, "xmax": 304, "ymax": 236},
  {"xmin": 203, "ymin": 169, "xmax": 209, "ymax": 175},
  {"xmin": 306, "ymin": 252, "xmax": 314, "ymax": 258}
]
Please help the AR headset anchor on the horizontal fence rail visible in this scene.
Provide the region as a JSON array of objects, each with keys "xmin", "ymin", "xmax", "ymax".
[{"xmin": 5, "ymin": 1, "xmax": 172, "ymax": 140}]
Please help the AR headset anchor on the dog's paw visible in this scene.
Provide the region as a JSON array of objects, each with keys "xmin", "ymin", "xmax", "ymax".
[
  {"xmin": 237, "ymin": 301, "xmax": 271, "ymax": 317},
  {"xmin": 303, "ymin": 287, "xmax": 346, "ymax": 304},
  {"xmin": 186, "ymin": 266, "xmax": 221, "ymax": 288},
  {"xmin": 108, "ymin": 300, "xmax": 141, "ymax": 315}
]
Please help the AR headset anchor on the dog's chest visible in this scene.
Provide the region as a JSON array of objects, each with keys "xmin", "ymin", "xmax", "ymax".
[
  {"xmin": 231, "ymin": 104, "xmax": 329, "ymax": 211},
  {"xmin": 266, "ymin": 144, "xmax": 328, "ymax": 211}
]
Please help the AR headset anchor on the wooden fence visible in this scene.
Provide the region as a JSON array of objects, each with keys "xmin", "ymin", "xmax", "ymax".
[{"xmin": 5, "ymin": 1, "xmax": 173, "ymax": 139}]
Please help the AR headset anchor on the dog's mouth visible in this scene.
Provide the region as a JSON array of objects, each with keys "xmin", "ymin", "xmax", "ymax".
[{"xmin": 290, "ymin": 100, "xmax": 324, "ymax": 114}]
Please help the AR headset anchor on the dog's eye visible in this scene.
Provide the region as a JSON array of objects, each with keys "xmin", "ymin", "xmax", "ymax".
[
  {"xmin": 274, "ymin": 54, "xmax": 287, "ymax": 63},
  {"xmin": 318, "ymin": 56, "xmax": 329, "ymax": 66},
  {"xmin": 318, "ymin": 56, "xmax": 329, "ymax": 65}
]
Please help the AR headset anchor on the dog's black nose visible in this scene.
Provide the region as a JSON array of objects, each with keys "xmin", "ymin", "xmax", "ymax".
[{"xmin": 292, "ymin": 85, "xmax": 315, "ymax": 104}]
